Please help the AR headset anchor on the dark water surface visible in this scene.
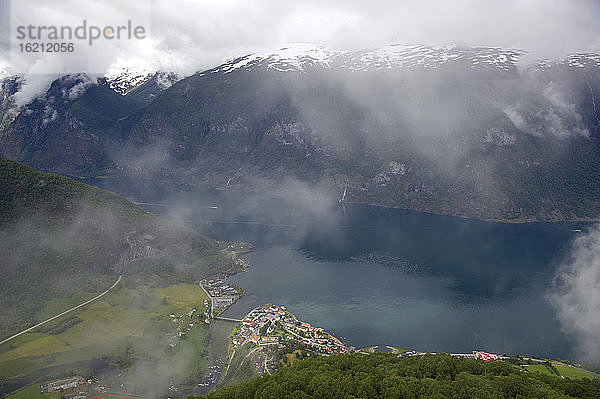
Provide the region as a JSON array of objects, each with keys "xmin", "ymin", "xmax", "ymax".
[{"xmin": 85, "ymin": 177, "xmax": 588, "ymax": 358}]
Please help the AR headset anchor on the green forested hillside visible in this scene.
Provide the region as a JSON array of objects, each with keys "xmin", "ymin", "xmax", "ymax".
[
  {"xmin": 205, "ymin": 354, "xmax": 600, "ymax": 399},
  {"xmin": 0, "ymin": 157, "xmax": 233, "ymax": 338},
  {"xmin": 0, "ymin": 156, "xmax": 144, "ymax": 222}
]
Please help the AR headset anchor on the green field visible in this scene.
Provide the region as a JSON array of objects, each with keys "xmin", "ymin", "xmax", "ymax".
[
  {"xmin": 554, "ymin": 364, "xmax": 599, "ymax": 380},
  {"xmin": 523, "ymin": 363, "xmax": 557, "ymax": 377},
  {"xmin": 0, "ymin": 281, "xmax": 211, "ymax": 397},
  {"xmin": 3, "ymin": 384, "xmax": 59, "ymax": 399},
  {"xmin": 521, "ymin": 362, "xmax": 599, "ymax": 381}
]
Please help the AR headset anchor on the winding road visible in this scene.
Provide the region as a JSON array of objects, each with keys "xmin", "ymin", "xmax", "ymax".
[{"xmin": 0, "ymin": 275, "xmax": 122, "ymax": 346}]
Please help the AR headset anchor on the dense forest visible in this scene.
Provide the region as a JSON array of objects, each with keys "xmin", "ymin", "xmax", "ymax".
[{"xmin": 203, "ymin": 354, "xmax": 600, "ymax": 399}]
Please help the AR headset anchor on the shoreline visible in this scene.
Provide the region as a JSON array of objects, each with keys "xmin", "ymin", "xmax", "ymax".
[{"xmin": 81, "ymin": 176, "xmax": 600, "ymax": 225}]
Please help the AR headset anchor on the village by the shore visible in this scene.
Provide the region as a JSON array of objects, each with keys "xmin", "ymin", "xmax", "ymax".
[
  {"xmin": 198, "ymin": 271, "xmax": 515, "ymax": 380},
  {"xmin": 232, "ymin": 304, "xmax": 347, "ymax": 354}
]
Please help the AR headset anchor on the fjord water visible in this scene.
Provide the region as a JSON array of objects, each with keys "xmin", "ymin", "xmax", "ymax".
[{"xmin": 86, "ymin": 178, "xmax": 585, "ymax": 358}]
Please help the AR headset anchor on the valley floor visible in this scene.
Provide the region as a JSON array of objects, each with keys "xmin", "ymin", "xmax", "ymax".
[{"xmin": 0, "ymin": 281, "xmax": 218, "ymax": 398}]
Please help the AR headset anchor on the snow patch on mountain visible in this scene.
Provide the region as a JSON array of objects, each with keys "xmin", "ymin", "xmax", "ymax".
[
  {"xmin": 205, "ymin": 43, "xmax": 600, "ymax": 76},
  {"xmin": 564, "ymin": 54, "xmax": 600, "ymax": 68},
  {"xmin": 155, "ymin": 72, "xmax": 178, "ymax": 90},
  {"xmin": 339, "ymin": 45, "xmax": 523, "ymax": 71},
  {"xmin": 209, "ymin": 43, "xmax": 340, "ymax": 74},
  {"xmin": 207, "ymin": 43, "xmax": 528, "ymax": 74},
  {"xmin": 105, "ymin": 67, "xmax": 154, "ymax": 95},
  {"xmin": 105, "ymin": 67, "xmax": 179, "ymax": 95}
]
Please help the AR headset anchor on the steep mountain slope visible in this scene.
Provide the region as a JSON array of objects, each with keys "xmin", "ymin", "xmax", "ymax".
[
  {"xmin": 0, "ymin": 75, "xmax": 143, "ymax": 175},
  {"xmin": 119, "ymin": 45, "xmax": 600, "ymax": 221},
  {"xmin": 0, "ymin": 70, "xmax": 177, "ymax": 175},
  {"xmin": 0, "ymin": 157, "xmax": 234, "ymax": 338},
  {"xmin": 3, "ymin": 44, "xmax": 600, "ymax": 221}
]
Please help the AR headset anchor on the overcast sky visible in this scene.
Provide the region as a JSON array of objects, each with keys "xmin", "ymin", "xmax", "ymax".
[
  {"xmin": 3, "ymin": 0, "xmax": 600, "ymax": 103},
  {"xmin": 145, "ymin": 0, "xmax": 600, "ymax": 72}
]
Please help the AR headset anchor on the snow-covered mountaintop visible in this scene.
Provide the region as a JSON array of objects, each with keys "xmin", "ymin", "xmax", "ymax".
[
  {"xmin": 3, "ymin": 44, "xmax": 599, "ymax": 107},
  {"xmin": 105, "ymin": 67, "xmax": 154, "ymax": 95},
  {"xmin": 206, "ymin": 43, "xmax": 600, "ymax": 75},
  {"xmin": 210, "ymin": 43, "xmax": 340, "ymax": 74},
  {"xmin": 105, "ymin": 67, "xmax": 179, "ymax": 95},
  {"xmin": 338, "ymin": 45, "xmax": 523, "ymax": 71},
  {"xmin": 206, "ymin": 43, "xmax": 525, "ymax": 74}
]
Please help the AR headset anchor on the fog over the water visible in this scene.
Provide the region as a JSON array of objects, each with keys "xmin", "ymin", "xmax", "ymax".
[
  {"xmin": 4, "ymin": 0, "xmax": 600, "ymax": 104},
  {"xmin": 550, "ymin": 226, "xmax": 600, "ymax": 364}
]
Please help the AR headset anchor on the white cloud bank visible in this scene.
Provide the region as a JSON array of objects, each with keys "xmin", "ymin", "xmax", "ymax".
[
  {"xmin": 2, "ymin": 0, "xmax": 600, "ymax": 104},
  {"xmin": 550, "ymin": 226, "xmax": 600, "ymax": 363}
]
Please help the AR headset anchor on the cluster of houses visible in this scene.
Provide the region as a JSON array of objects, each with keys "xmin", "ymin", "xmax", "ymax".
[
  {"xmin": 169, "ymin": 307, "xmax": 201, "ymax": 335},
  {"xmin": 473, "ymin": 351, "xmax": 505, "ymax": 361},
  {"xmin": 232, "ymin": 304, "xmax": 347, "ymax": 355},
  {"xmin": 200, "ymin": 275, "xmax": 244, "ymax": 316},
  {"xmin": 449, "ymin": 351, "xmax": 507, "ymax": 361},
  {"xmin": 165, "ymin": 306, "xmax": 207, "ymax": 347},
  {"xmin": 395, "ymin": 350, "xmax": 507, "ymax": 362}
]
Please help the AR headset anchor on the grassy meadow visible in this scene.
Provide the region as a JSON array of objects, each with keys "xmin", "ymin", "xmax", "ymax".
[{"xmin": 1, "ymin": 281, "xmax": 211, "ymax": 398}]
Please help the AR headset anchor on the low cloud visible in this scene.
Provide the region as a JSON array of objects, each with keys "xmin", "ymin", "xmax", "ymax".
[{"xmin": 549, "ymin": 226, "xmax": 600, "ymax": 364}]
